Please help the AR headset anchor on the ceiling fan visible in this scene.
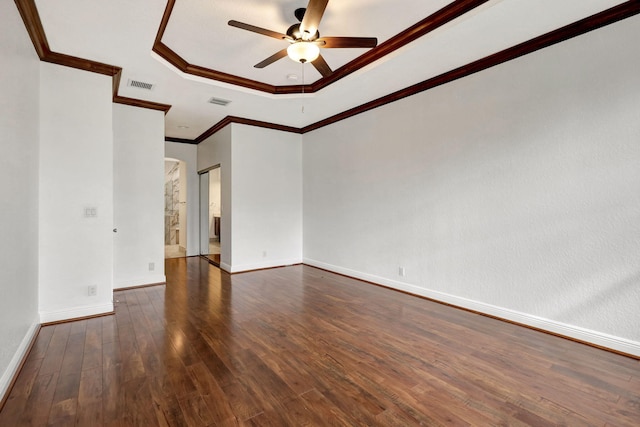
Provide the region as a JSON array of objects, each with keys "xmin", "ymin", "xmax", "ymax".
[{"xmin": 228, "ymin": 0, "xmax": 378, "ymax": 77}]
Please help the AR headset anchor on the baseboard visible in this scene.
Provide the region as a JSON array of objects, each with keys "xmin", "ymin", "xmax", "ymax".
[
  {"xmin": 113, "ymin": 282, "xmax": 166, "ymax": 292},
  {"xmin": 227, "ymin": 258, "xmax": 303, "ymax": 274},
  {"xmin": 113, "ymin": 274, "xmax": 166, "ymax": 290},
  {"xmin": 0, "ymin": 320, "xmax": 40, "ymax": 409},
  {"xmin": 220, "ymin": 262, "xmax": 232, "ymax": 273},
  {"xmin": 303, "ymin": 258, "xmax": 640, "ymax": 358},
  {"xmin": 39, "ymin": 303, "xmax": 114, "ymax": 324}
]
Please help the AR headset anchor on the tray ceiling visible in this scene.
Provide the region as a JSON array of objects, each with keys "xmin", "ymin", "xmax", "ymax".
[{"xmin": 25, "ymin": 0, "xmax": 635, "ymax": 141}]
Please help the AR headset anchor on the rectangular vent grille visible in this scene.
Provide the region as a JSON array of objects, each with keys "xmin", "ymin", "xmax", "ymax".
[
  {"xmin": 128, "ymin": 79, "xmax": 154, "ymax": 90},
  {"xmin": 208, "ymin": 97, "xmax": 231, "ymax": 106}
]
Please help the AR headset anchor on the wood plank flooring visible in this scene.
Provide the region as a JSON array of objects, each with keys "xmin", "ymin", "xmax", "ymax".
[{"xmin": 1, "ymin": 257, "xmax": 639, "ymax": 426}]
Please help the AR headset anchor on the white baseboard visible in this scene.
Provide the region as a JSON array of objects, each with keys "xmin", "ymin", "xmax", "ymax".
[
  {"xmin": 113, "ymin": 274, "xmax": 166, "ymax": 290},
  {"xmin": 0, "ymin": 319, "xmax": 39, "ymax": 402},
  {"xmin": 304, "ymin": 258, "xmax": 640, "ymax": 357},
  {"xmin": 227, "ymin": 258, "xmax": 302, "ymax": 274},
  {"xmin": 39, "ymin": 302, "xmax": 114, "ymax": 324},
  {"xmin": 220, "ymin": 262, "xmax": 232, "ymax": 273}
]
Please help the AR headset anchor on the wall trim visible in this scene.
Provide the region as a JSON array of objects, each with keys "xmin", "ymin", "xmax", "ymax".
[
  {"xmin": 113, "ymin": 274, "xmax": 167, "ymax": 290},
  {"xmin": 301, "ymin": 1, "xmax": 640, "ymax": 134},
  {"xmin": 14, "ymin": 0, "xmax": 171, "ymax": 113},
  {"xmin": 219, "ymin": 262, "xmax": 232, "ymax": 273},
  {"xmin": 227, "ymin": 258, "xmax": 303, "ymax": 274},
  {"xmin": 113, "ymin": 282, "xmax": 166, "ymax": 292},
  {"xmin": 15, "ymin": 0, "xmax": 640, "ymax": 142},
  {"xmin": 228, "ymin": 262, "xmax": 303, "ymax": 275},
  {"xmin": 165, "ymin": 136, "xmax": 198, "ymax": 145},
  {"xmin": 0, "ymin": 320, "xmax": 40, "ymax": 411},
  {"xmin": 152, "ymin": 0, "xmax": 490, "ymax": 95},
  {"xmin": 113, "ymin": 95, "xmax": 171, "ymax": 114},
  {"xmin": 196, "ymin": 116, "xmax": 302, "ymax": 144},
  {"xmin": 303, "ymin": 258, "xmax": 640, "ymax": 359},
  {"xmin": 167, "ymin": 1, "xmax": 640, "ymax": 144},
  {"xmin": 39, "ymin": 303, "xmax": 114, "ymax": 324}
]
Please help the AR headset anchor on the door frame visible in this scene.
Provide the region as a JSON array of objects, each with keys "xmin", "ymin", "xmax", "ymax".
[{"xmin": 198, "ymin": 165, "xmax": 222, "ymax": 266}]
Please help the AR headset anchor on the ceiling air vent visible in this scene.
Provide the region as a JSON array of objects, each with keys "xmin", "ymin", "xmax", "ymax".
[
  {"xmin": 208, "ymin": 97, "xmax": 231, "ymax": 106},
  {"xmin": 127, "ymin": 79, "xmax": 154, "ymax": 90}
]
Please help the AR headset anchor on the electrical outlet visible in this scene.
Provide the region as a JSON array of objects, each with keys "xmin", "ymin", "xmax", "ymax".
[
  {"xmin": 88, "ymin": 285, "xmax": 97, "ymax": 296},
  {"xmin": 399, "ymin": 267, "xmax": 406, "ymax": 277},
  {"xmin": 262, "ymin": 251, "xmax": 267, "ymax": 258},
  {"xmin": 83, "ymin": 207, "xmax": 98, "ymax": 218},
  {"xmin": 149, "ymin": 262, "xmax": 155, "ymax": 271}
]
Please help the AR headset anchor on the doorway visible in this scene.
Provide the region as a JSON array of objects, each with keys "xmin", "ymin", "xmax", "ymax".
[
  {"xmin": 199, "ymin": 166, "xmax": 221, "ymax": 266},
  {"xmin": 164, "ymin": 158, "xmax": 187, "ymax": 258}
]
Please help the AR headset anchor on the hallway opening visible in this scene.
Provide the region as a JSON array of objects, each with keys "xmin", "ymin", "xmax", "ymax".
[{"xmin": 164, "ymin": 158, "xmax": 187, "ymax": 258}]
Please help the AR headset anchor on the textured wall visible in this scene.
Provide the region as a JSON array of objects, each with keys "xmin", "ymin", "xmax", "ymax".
[
  {"xmin": 113, "ymin": 104, "xmax": 165, "ymax": 288},
  {"xmin": 230, "ymin": 124, "xmax": 303, "ymax": 272},
  {"xmin": 0, "ymin": 0, "xmax": 41, "ymax": 398},
  {"xmin": 303, "ymin": 15, "xmax": 640, "ymax": 349},
  {"xmin": 39, "ymin": 63, "xmax": 114, "ymax": 321}
]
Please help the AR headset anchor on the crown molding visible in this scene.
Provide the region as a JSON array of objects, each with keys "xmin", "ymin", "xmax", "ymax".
[
  {"xmin": 165, "ymin": 136, "xmax": 198, "ymax": 145},
  {"xmin": 310, "ymin": 0, "xmax": 491, "ymax": 92},
  {"xmin": 14, "ymin": 0, "xmax": 172, "ymax": 114},
  {"xmin": 175, "ymin": 0, "xmax": 640, "ymax": 143},
  {"xmin": 196, "ymin": 116, "xmax": 302, "ymax": 143},
  {"xmin": 113, "ymin": 96, "xmax": 171, "ymax": 113},
  {"xmin": 154, "ymin": 0, "xmax": 491, "ymax": 95},
  {"xmin": 13, "ymin": 0, "xmax": 48, "ymax": 58},
  {"xmin": 14, "ymin": 0, "xmax": 640, "ymax": 143},
  {"xmin": 302, "ymin": 0, "xmax": 640, "ymax": 133}
]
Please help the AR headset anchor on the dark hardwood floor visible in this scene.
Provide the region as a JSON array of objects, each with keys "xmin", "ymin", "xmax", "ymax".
[
  {"xmin": 202, "ymin": 253, "xmax": 221, "ymax": 267},
  {"xmin": 1, "ymin": 257, "xmax": 639, "ymax": 426}
]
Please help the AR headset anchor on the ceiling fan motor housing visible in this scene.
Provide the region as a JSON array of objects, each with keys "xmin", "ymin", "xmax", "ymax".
[{"xmin": 286, "ymin": 23, "xmax": 319, "ymax": 41}]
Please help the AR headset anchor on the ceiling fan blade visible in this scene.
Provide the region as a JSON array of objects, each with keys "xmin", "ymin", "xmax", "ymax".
[
  {"xmin": 228, "ymin": 20, "xmax": 289, "ymax": 41},
  {"xmin": 300, "ymin": 0, "xmax": 329, "ymax": 39},
  {"xmin": 254, "ymin": 49, "xmax": 289, "ymax": 68},
  {"xmin": 317, "ymin": 37, "xmax": 378, "ymax": 49},
  {"xmin": 311, "ymin": 54, "xmax": 332, "ymax": 77}
]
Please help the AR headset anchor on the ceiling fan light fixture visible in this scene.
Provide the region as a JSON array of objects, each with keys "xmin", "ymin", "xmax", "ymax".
[{"xmin": 287, "ymin": 41, "xmax": 320, "ymax": 63}]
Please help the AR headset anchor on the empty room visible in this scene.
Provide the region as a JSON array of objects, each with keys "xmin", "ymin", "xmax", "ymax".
[{"xmin": 1, "ymin": 0, "xmax": 639, "ymax": 425}]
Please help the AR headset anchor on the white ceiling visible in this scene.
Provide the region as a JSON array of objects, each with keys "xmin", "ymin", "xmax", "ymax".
[{"xmin": 33, "ymin": 0, "xmax": 627, "ymax": 141}]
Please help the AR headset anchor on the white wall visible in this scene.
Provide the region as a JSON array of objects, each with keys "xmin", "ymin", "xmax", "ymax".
[
  {"xmin": 0, "ymin": 0, "xmax": 41, "ymax": 400},
  {"xmin": 39, "ymin": 63, "xmax": 114, "ymax": 322},
  {"xmin": 230, "ymin": 124, "xmax": 302, "ymax": 272},
  {"xmin": 198, "ymin": 126, "xmax": 232, "ymax": 268},
  {"xmin": 198, "ymin": 124, "xmax": 303, "ymax": 273},
  {"xmin": 165, "ymin": 142, "xmax": 199, "ymax": 256},
  {"xmin": 113, "ymin": 104, "xmax": 165, "ymax": 289},
  {"xmin": 303, "ymin": 16, "xmax": 640, "ymax": 355}
]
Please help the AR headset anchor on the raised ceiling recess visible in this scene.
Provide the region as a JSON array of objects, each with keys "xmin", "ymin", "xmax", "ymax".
[{"xmin": 17, "ymin": 0, "xmax": 640, "ymax": 141}]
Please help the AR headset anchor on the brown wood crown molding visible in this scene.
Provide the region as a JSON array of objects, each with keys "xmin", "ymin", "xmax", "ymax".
[
  {"xmin": 113, "ymin": 96, "xmax": 172, "ymax": 113},
  {"xmin": 196, "ymin": 116, "xmax": 302, "ymax": 143},
  {"xmin": 14, "ymin": 0, "xmax": 171, "ymax": 114},
  {"xmin": 165, "ymin": 136, "xmax": 199, "ymax": 145},
  {"xmin": 14, "ymin": 0, "xmax": 640, "ymax": 143},
  {"xmin": 174, "ymin": 0, "xmax": 640, "ymax": 144},
  {"xmin": 154, "ymin": 0, "xmax": 492, "ymax": 95},
  {"xmin": 165, "ymin": 116, "xmax": 303, "ymax": 144}
]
